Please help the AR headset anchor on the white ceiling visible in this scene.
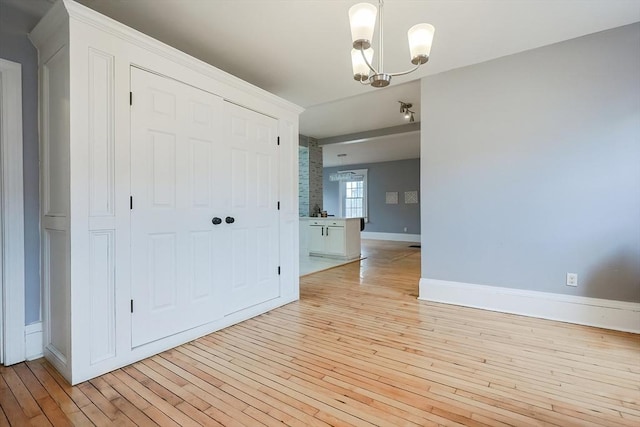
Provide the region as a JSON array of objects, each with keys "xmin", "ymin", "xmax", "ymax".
[
  {"xmin": 69, "ymin": 0, "xmax": 640, "ymax": 138},
  {"xmin": 323, "ymin": 131, "xmax": 420, "ymax": 167},
  {"xmin": 6, "ymin": 0, "xmax": 640, "ymax": 163}
]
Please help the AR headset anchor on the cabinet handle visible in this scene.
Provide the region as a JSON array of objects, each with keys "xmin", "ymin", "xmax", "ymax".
[
  {"xmin": 326, "ymin": 227, "xmax": 329, "ymax": 236},
  {"xmin": 211, "ymin": 217, "xmax": 222, "ymax": 225},
  {"xmin": 225, "ymin": 216, "xmax": 235, "ymax": 224},
  {"xmin": 321, "ymin": 226, "xmax": 324, "ymax": 236}
]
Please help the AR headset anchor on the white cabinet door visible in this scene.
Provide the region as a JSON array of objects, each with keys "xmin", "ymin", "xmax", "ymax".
[
  {"xmin": 130, "ymin": 67, "xmax": 226, "ymax": 347},
  {"xmin": 223, "ymin": 101, "xmax": 280, "ymax": 314},
  {"xmin": 324, "ymin": 226, "xmax": 345, "ymax": 255},
  {"xmin": 308, "ymin": 225, "xmax": 325, "ymax": 253}
]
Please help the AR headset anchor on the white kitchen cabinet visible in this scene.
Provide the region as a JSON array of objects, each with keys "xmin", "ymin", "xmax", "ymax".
[
  {"xmin": 324, "ymin": 225, "xmax": 347, "ymax": 255},
  {"xmin": 309, "ymin": 224, "xmax": 326, "ymax": 254},
  {"xmin": 30, "ymin": 0, "xmax": 302, "ymax": 384},
  {"xmin": 308, "ymin": 218, "xmax": 361, "ymax": 260}
]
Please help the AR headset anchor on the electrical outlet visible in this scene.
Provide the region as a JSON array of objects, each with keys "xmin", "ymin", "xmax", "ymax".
[
  {"xmin": 403, "ymin": 227, "xmax": 408, "ymax": 232},
  {"xmin": 566, "ymin": 273, "xmax": 578, "ymax": 287}
]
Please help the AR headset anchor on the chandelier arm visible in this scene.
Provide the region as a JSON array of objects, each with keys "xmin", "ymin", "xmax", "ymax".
[
  {"xmin": 359, "ymin": 79, "xmax": 372, "ymax": 86},
  {"xmin": 387, "ymin": 62, "xmax": 422, "ymax": 78},
  {"xmin": 360, "ymin": 46, "xmax": 378, "ymax": 75}
]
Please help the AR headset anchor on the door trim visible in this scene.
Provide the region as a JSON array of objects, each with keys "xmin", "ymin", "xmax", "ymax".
[{"xmin": 0, "ymin": 58, "xmax": 26, "ymax": 365}]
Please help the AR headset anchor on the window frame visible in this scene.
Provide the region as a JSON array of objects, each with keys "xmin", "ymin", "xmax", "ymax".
[{"xmin": 338, "ymin": 169, "xmax": 368, "ymax": 222}]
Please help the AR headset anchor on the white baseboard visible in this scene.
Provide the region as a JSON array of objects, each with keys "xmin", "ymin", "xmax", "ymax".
[
  {"xmin": 419, "ymin": 278, "xmax": 640, "ymax": 333},
  {"xmin": 25, "ymin": 322, "xmax": 43, "ymax": 360},
  {"xmin": 361, "ymin": 232, "xmax": 421, "ymax": 243}
]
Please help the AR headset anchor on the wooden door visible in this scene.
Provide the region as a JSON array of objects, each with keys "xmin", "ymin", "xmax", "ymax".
[
  {"xmin": 130, "ymin": 68, "xmax": 227, "ymax": 347},
  {"xmin": 223, "ymin": 101, "xmax": 280, "ymax": 314}
]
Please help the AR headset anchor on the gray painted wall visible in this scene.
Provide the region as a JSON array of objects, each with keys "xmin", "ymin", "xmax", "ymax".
[
  {"xmin": 324, "ymin": 158, "xmax": 421, "ymax": 234},
  {"xmin": 0, "ymin": 2, "xmax": 41, "ymax": 324},
  {"xmin": 421, "ymin": 23, "xmax": 640, "ymax": 302}
]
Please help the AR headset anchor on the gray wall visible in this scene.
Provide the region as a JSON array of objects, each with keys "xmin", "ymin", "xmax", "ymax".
[
  {"xmin": 0, "ymin": 2, "xmax": 42, "ymax": 324},
  {"xmin": 421, "ymin": 23, "xmax": 640, "ymax": 302},
  {"xmin": 324, "ymin": 158, "xmax": 421, "ymax": 234}
]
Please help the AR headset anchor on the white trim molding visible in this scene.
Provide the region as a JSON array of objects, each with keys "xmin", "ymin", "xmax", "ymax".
[
  {"xmin": 361, "ymin": 232, "xmax": 421, "ymax": 243},
  {"xmin": 25, "ymin": 322, "xmax": 43, "ymax": 361},
  {"xmin": 0, "ymin": 58, "xmax": 26, "ymax": 365},
  {"xmin": 419, "ymin": 278, "xmax": 640, "ymax": 333}
]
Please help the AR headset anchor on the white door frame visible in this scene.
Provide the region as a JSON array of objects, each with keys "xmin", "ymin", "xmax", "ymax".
[{"xmin": 0, "ymin": 58, "xmax": 26, "ymax": 365}]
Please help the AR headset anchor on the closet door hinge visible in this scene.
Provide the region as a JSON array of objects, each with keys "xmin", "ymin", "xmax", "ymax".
[
  {"xmin": 277, "ymin": 136, "xmax": 280, "ymax": 146},
  {"xmin": 278, "ymin": 266, "xmax": 281, "ymax": 275},
  {"xmin": 130, "ymin": 196, "xmax": 133, "ymax": 210},
  {"xmin": 130, "ymin": 300, "xmax": 134, "ymax": 313},
  {"xmin": 129, "ymin": 92, "xmax": 133, "ymax": 106}
]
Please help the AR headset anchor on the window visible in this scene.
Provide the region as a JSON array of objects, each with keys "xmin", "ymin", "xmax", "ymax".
[{"xmin": 339, "ymin": 169, "xmax": 368, "ymax": 221}]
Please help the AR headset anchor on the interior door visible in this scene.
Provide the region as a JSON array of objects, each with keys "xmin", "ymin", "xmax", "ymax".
[
  {"xmin": 130, "ymin": 67, "xmax": 227, "ymax": 347},
  {"xmin": 223, "ymin": 101, "xmax": 280, "ymax": 314}
]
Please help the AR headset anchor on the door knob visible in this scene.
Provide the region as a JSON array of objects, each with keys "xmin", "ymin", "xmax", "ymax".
[
  {"xmin": 211, "ymin": 217, "xmax": 222, "ymax": 225},
  {"xmin": 225, "ymin": 216, "xmax": 235, "ymax": 224}
]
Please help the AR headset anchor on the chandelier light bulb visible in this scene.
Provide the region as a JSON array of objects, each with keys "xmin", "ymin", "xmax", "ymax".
[
  {"xmin": 404, "ymin": 111, "xmax": 411, "ymax": 119},
  {"xmin": 408, "ymin": 23, "xmax": 435, "ymax": 65},
  {"xmin": 348, "ymin": 3, "xmax": 377, "ymax": 50},
  {"xmin": 351, "ymin": 48, "xmax": 374, "ymax": 81}
]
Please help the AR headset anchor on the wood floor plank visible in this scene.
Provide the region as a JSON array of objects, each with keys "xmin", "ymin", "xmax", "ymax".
[
  {"xmin": 159, "ymin": 349, "xmax": 325, "ymax": 427},
  {"xmin": 110, "ymin": 369, "xmax": 197, "ymax": 426},
  {"xmin": 39, "ymin": 361, "xmax": 126, "ymax": 427},
  {"xmin": 34, "ymin": 396, "xmax": 74, "ymax": 427},
  {"xmin": 143, "ymin": 355, "xmax": 303, "ymax": 427},
  {"xmin": 0, "ymin": 406, "xmax": 10, "ymax": 427},
  {"xmin": 0, "ymin": 376, "xmax": 32, "ymax": 427},
  {"xmin": 25, "ymin": 361, "xmax": 91, "ymax": 425},
  {"xmin": 1, "ymin": 366, "xmax": 42, "ymax": 419},
  {"xmin": 27, "ymin": 414, "xmax": 53, "ymax": 427},
  {"xmin": 0, "ymin": 405, "xmax": 11, "ymax": 427},
  {"xmin": 89, "ymin": 377, "xmax": 157, "ymax": 427},
  {"xmin": 1, "ymin": 240, "xmax": 638, "ymax": 426},
  {"xmin": 205, "ymin": 329, "xmax": 447, "ymax": 426},
  {"xmin": 154, "ymin": 350, "xmax": 329, "ymax": 426}
]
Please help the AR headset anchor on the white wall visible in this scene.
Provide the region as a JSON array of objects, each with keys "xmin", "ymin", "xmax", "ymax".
[{"xmin": 420, "ymin": 23, "xmax": 640, "ymax": 302}]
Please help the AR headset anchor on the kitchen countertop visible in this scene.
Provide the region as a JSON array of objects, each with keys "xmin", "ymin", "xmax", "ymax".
[{"xmin": 300, "ymin": 217, "xmax": 361, "ymax": 220}]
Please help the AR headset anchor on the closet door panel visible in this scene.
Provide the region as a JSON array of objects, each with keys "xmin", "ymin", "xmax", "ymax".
[
  {"xmin": 224, "ymin": 102, "xmax": 280, "ymax": 314},
  {"xmin": 130, "ymin": 68, "xmax": 224, "ymax": 347}
]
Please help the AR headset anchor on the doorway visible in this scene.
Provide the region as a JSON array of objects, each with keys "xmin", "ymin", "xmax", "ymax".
[{"xmin": 0, "ymin": 58, "xmax": 26, "ymax": 365}]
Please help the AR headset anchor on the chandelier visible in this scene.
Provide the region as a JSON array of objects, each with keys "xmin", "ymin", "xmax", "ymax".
[
  {"xmin": 349, "ymin": 0, "xmax": 435, "ymax": 87},
  {"xmin": 329, "ymin": 154, "xmax": 364, "ymax": 181}
]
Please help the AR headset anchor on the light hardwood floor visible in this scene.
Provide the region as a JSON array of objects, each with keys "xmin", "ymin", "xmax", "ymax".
[{"xmin": 1, "ymin": 240, "xmax": 639, "ymax": 426}]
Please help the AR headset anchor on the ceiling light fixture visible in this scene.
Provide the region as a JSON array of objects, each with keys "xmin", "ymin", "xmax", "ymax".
[
  {"xmin": 399, "ymin": 101, "xmax": 415, "ymax": 123},
  {"xmin": 329, "ymin": 154, "xmax": 359, "ymax": 181},
  {"xmin": 349, "ymin": 0, "xmax": 435, "ymax": 88}
]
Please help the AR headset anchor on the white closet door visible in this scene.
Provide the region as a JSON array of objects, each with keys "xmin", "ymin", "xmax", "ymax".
[
  {"xmin": 130, "ymin": 68, "xmax": 226, "ymax": 347},
  {"xmin": 223, "ymin": 102, "xmax": 280, "ymax": 314}
]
